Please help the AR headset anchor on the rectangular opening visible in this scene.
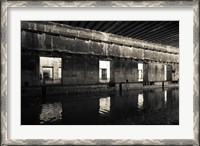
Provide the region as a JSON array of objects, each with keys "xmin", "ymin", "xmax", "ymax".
[
  {"xmin": 164, "ymin": 65, "xmax": 167, "ymax": 81},
  {"xmin": 101, "ymin": 69, "xmax": 107, "ymax": 80},
  {"xmin": 42, "ymin": 67, "xmax": 53, "ymax": 80},
  {"xmin": 40, "ymin": 56, "xmax": 62, "ymax": 84},
  {"xmin": 58, "ymin": 67, "xmax": 62, "ymax": 79},
  {"xmin": 138, "ymin": 63, "xmax": 143, "ymax": 82},
  {"xmin": 99, "ymin": 60, "xmax": 110, "ymax": 83}
]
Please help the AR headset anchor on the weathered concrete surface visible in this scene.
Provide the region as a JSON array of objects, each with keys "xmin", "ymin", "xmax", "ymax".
[
  {"xmin": 167, "ymin": 65, "xmax": 172, "ymax": 81},
  {"xmin": 21, "ymin": 21, "xmax": 179, "ymax": 63},
  {"xmin": 143, "ymin": 63, "xmax": 178, "ymax": 82},
  {"xmin": 21, "ymin": 53, "xmax": 40, "ymax": 86},
  {"xmin": 143, "ymin": 63, "xmax": 148, "ymax": 83},
  {"xmin": 21, "ymin": 82, "xmax": 143, "ymax": 97},
  {"xmin": 114, "ymin": 59, "xmax": 138, "ymax": 83},
  {"xmin": 63, "ymin": 55, "xmax": 139, "ymax": 85},
  {"xmin": 62, "ymin": 55, "xmax": 99, "ymax": 84},
  {"xmin": 119, "ymin": 83, "xmax": 143, "ymax": 90},
  {"xmin": 21, "ymin": 21, "xmax": 179, "ymax": 54},
  {"xmin": 46, "ymin": 84, "xmax": 110, "ymax": 95},
  {"xmin": 145, "ymin": 63, "xmax": 165, "ymax": 82},
  {"xmin": 21, "ymin": 21, "xmax": 179, "ymax": 88},
  {"xmin": 172, "ymin": 64, "xmax": 179, "ymax": 81},
  {"xmin": 22, "ymin": 31, "xmax": 145, "ymax": 59},
  {"xmin": 144, "ymin": 50, "xmax": 178, "ymax": 63}
]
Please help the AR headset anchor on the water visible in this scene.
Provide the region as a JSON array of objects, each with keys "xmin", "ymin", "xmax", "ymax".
[{"xmin": 21, "ymin": 87, "xmax": 179, "ymax": 125}]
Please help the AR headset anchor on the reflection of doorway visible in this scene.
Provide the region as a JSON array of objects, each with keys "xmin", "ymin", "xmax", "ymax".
[
  {"xmin": 99, "ymin": 61, "xmax": 110, "ymax": 83},
  {"xmin": 99, "ymin": 97, "xmax": 110, "ymax": 114}
]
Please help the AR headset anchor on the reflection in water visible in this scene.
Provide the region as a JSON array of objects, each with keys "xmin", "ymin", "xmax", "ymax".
[
  {"xmin": 99, "ymin": 97, "xmax": 110, "ymax": 115},
  {"xmin": 22, "ymin": 87, "xmax": 179, "ymax": 125},
  {"xmin": 40, "ymin": 102, "xmax": 62, "ymax": 124},
  {"xmin": 164, "ymin": 90, "xmax": 167, "ymax": 106},
  {"xmin": 137, "ymin": 94, "xmax": 144, "ymax": 110}
]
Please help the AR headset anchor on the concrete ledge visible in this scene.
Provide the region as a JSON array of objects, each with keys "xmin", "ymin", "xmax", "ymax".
[
  {"xmin": 21, "ymin": 21, "xmax": 179, "ymax": 54},
  {"xmin": 22, "ymin": 87, "xmax": 42, "ymax": 98},
  {"xmin": 21, "ymin": 82, "xmax": 178, "ymax": 97}
]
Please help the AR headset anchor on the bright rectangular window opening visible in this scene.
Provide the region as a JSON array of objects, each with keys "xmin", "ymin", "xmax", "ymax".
[
  {"xmin": 40, "ymin": 56, "xmax": 62, "ymax": 84},
  {"xmin": 138, "ymin": 63, "xmax": 143, "ymax": 81},
  {"xmin": 58, "ymin": 67, "xmax": 62, "ymax": 79},
  {"xmin": 42, "ymin": 67, "xmax": 53, "ymax": 80},
  {"xmin": 164, "ymin": 65, "xmax": 167, "ymax": 81},
  {"xmin": 99, "ymin": 60, "xmax": 110, "ymax": 83}
]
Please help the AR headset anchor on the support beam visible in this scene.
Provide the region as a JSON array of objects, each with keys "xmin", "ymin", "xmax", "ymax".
[{"xmin": 21, "ymin": 21, "xmax": 179, "ymax": 54}]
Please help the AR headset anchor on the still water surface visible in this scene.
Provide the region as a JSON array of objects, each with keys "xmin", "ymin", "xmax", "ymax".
[{"xmin": 22, "ymin": 87, "xmax": 179, "ymax": 125}]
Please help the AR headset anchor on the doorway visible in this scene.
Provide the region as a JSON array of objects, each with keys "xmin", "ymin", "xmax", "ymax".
[
  {"xmin": 40, "ymin": 56, "xmax": 62, "ymax": 84},
  {"xmin": 138, "ymin": 63, "xmax": 143, "ymax": 82},
  {"xmin": 99, "ymin": 60, "xmax": 110, "ymax": 83}
]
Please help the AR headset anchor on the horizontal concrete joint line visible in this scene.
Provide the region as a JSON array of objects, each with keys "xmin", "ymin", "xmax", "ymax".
[{"xmin": 21, "ymin": 21, "xmax": 179, "ymax": 54}]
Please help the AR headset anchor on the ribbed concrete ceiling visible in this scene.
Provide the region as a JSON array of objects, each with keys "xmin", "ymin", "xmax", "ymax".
[{"xmin": 51, "ymin": 21, "xmax": 179, "ymax": 48}]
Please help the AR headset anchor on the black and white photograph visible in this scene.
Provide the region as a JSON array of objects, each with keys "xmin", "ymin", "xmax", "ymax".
[{"xmin": 21, "ymin": 21, "xmax": 179, "ymax": 125}]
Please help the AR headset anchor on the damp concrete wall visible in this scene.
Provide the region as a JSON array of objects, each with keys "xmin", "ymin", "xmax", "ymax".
[
  {"xmin": 148, "ymin": 63, "xmax": 165, "ymax": 82},
  {"xmin": 21, "ymin": 22, "xmax": 179, "ymax": 63},
  {"xmin": 62, "ymin": 55, "xmax": 99, "ymax": 84},
  {"xmin": 114, "ymin": 59, "xmax": 138, "ymax": 83},
  {"xmin": 21, "ymin": 21, "xmax": 179, "ymax": 87},
  {"xmin": 143, "ymin": 63, "xmax": 176, "ymax": 82},
  {"xmin": 21, "ymin": 53, "xmax": 40, "ymax": 86},
  {"xmin": 172, "ymin": 64, "xmax": 179, "ymax": 81},
  {"xmin": 62, "ymin": 55, "xmax": 139, "ymax": 84}
]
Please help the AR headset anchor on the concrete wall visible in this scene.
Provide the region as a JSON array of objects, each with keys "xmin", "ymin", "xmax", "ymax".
[
  {"xmin": 21, "ymin": 31, "xmax": 144, "ymax": 59},
  {"xmin": 167, "ymin": 65, "xmax": 172, "ymax": 81},
  {"xmin": 21, "ymin": 52, "xmax": 142, "ymax": 86},
  {"xmin": 21, "ymin": 30, "xmax": 179, "ymax": 63},
  {"xmin": 62, "ymin": 55, "xmax": 99, "ymax": 84},
  {"xmin": 21, "ymin": 21, "xmax": 179, "ymax": 87},
  {"xmin": 62, "ymin": 55, "xmax": 140, "ymax": 85},
  {"xmin": 21, "ymin": 22, "xmax": 179, "ymax": 63},
  {"xmin": 143, "ymin": 63, "xmax": 177, "ymax": 82},
  {"xmin": 21, "ymin": 53, "xmax": 40, "ymax": 86},
  {"xmin": 114, "ymin": 59, "xmax": 138, "ymax": 83},
  {"xmin": 148, "ymin": 63, "xmax": 165, "ymax": 82},
  {"xmin": 21, "ymin": 22, "xmax": 179, "ymax": 54},
  {"xmin": 172, "ymin": 64, "xmax": 179, "ymax": 81}
]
